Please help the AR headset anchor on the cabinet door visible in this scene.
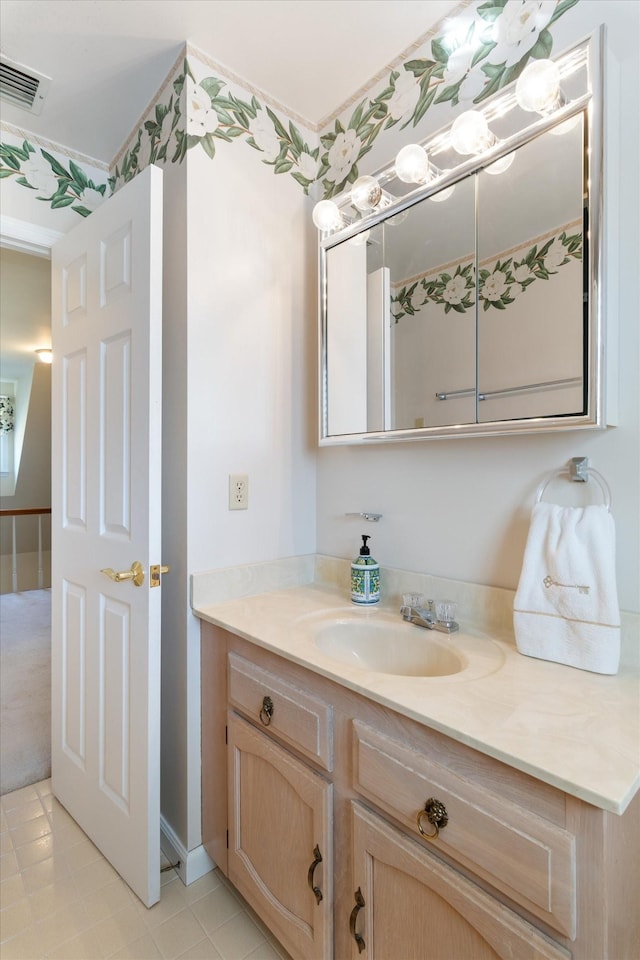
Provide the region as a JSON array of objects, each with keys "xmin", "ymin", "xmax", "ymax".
[
  {"xmin": 228, "ymin": 713, "xmax": 333, "ymax": 960},
  {"xmin": 351, "ymin": 804, "xmax": 568, "ymax": 960}
]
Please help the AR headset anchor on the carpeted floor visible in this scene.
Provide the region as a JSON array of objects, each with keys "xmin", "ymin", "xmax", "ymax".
[{"xmin": 0, "ymin": 588, "xmax": 51, "ymax": 795}]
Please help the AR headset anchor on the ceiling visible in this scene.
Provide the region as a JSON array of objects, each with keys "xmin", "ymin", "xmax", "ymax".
[{"xmin": 0, "ymin": 0, "xmax": 460, "ymax": 165}]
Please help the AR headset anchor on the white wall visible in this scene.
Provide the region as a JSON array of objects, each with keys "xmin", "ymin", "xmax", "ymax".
[
  {"xmin": 186, "ymin": 145, "xmax": 317, "ymax": 575},
  {"xmin": 158, "ymin": 111, "xmax": 318, "ymax": 852},
  {"xmin": 316, "ymin": 2, "xmax": 640, "ymax": 614}
]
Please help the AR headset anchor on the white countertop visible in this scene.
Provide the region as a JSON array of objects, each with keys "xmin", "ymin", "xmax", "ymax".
[{"xmin": 194, "ymin": 582, "xmax": 640, "ymax": 816}]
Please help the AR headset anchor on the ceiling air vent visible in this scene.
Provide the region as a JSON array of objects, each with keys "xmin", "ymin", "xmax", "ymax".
[{"xmin": 0, "ymin": 56, "xmax": 51, "ymax": 115}]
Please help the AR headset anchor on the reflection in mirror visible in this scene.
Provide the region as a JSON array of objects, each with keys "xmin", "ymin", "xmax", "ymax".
[
  {"xmin": 389, "ymin": 176, "xmax": 475, "ymax": 430},
  {"xmin": 325, "ymin": 176, "xmax": 477, "ymax": 435},
  {"xmin": 325, "ymin": 222, "xmax": 388, "ymax": 436},
  {"xmin": 476, "ymin": 117, "xmax": 585, "ymax": 422}
]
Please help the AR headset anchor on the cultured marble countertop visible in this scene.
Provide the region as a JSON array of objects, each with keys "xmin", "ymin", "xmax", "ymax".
[{"xmin": 194, "ymin": 582, "xmax": 640, "ymax": 816}]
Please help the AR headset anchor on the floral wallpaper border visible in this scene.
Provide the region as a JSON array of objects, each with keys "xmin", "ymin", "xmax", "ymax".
[
  {"xmin": 0, "ymin": 138, "xmax": 109, "ymax": 217},
  {"xmin": 0, "ymin": 0, "xmax": 580, "ymax": 219},
  {"xmin": 109, "ymin": 58, "xmax": 321, "ymax": 195},
  {"xmin": 391, "ymin": 226, "xmax": 582, "ymax": 321},
  {"xmin": 317, "ymin": 0, "xmax": 578, "ymax": 197}
]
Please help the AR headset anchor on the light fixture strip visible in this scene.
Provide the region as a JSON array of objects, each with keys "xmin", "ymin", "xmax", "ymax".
[
  {"xmin": 321, "ymin": 93, "xmax": 590, "ymax": 250},
  {"xmin": 318, "ymin": 35, "xmax": 591, "ymax": 245}
]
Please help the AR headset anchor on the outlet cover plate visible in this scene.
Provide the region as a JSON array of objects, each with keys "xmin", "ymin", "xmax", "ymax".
[{"xmin": 229, "ymin": 474, "xmax": 248, "ymax": 510}]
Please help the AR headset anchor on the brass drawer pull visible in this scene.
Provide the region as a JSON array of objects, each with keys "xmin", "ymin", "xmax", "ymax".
[
  {"xmin": 307, "ymin": 844, "xmax": 323, "ymax": 904},
  {"xmin": 350, "ymin": 887, "xmax": 366, "ymax": 954},
  {"xmin": 417, "ymin": 797, "xmax": 448, "ymax": 840},
  {"xmin": 259, "ymin": 695, "xmax": 274, "ymax": 726}
]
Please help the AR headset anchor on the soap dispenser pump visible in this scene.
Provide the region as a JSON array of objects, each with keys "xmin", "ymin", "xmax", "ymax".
[{"xmin": 351, "ymin": 535, "xmax": 380, "ymax": 605}]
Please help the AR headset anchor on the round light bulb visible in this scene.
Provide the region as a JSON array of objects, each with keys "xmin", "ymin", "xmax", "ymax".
[
  {"xmin": 350, "ymin": 175, "xmax": 382, "ymax": 213},
  {"xmin": 450, "ymin": 110, "xmax": 495, "ymax": 155},
  {"xmin": 394, "ymin": 144, "xmax": 430, "ymax": 184},
  {"xmin": 312, "ymin": 199, "xmax": 342, "ymax": 232},
  {"xmin": 484, "ymin": 151, "xmax": 515, "ymax": 176},
  {"xmin": 515, "ymin": 59, "xmax": 562, "ymax": 114}
]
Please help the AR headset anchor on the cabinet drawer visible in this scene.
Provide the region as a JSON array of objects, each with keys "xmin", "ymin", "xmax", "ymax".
[
  {"xmin": 228, "ymin": 652, "xmax": 333, "ymax": 770},
  {"xmin": 352, "ymin": 720, "xmax": 576, "ymax": 939}
]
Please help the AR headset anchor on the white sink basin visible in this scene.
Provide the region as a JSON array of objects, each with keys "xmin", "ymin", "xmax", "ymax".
[
  {"xmin": 295, "ymin": 608, "xmax": 506, "ymax": 681},
  {"xmin": 312, "ymin": 618, "xmax": 464, "ymax": 677}
]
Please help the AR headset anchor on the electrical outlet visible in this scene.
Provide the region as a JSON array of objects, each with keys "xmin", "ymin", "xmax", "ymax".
[{"xmin": 229, "ymin": 474, "xmax": 248, "ymax": 510}]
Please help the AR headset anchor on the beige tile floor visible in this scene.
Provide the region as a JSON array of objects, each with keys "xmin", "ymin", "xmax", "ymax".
[{"xmin": 0, "ymin": 780, "xmax": 292, "ymax": 960}]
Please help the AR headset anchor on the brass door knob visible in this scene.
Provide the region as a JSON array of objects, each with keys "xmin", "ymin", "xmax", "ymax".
[{"xmin": 100, "ymin": 561, "xmax": 144, "ymax": 587}]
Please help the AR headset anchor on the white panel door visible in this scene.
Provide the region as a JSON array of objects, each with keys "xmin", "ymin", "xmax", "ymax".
[{"xmin": 51, "ymin": 164, "xmax": 163, "ymax": 907}]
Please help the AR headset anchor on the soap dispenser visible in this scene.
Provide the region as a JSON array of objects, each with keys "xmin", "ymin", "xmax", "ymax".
[{"xmin": 351, "ymin": 535, "xmax": 380, "ymax": 604}]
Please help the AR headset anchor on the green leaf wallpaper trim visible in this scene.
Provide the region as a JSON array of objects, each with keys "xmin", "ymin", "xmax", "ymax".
[
  {"xmin": 110, "ymin": 0, "xmax": 579, "ymax": 199},
  {"xmin": 390, "ymin": 228, "xmax": 582, "ymax": 322},
  {"xmin": 0, "ymin": 139, "xmax": 109, "ymax": 217},
  {"xmin": 318, "ymin": 0, "xmax": 579, "ymax": 197},
  {"xmin": 1, "ymin": 0, "xmax": 580, "ymax": 216}
]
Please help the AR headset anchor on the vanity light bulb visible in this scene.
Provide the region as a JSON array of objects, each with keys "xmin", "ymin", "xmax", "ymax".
[
  {"xmin": 312, "ymin": 199, "xmax": 342, "ymax": 232},
  {"xmin": 450, "ymin": 110, "xmax": 495, "ymax": 155},
  {"xmin": 484, "ymin": 151, "xmax": 515, "ymax": 176},
  {"xmin": 394, "ymin": 144, "xmax": 430, "ymax": 184},
  {"xmin": 350, "ymin": 175, "xmax": 382, "ymax": 213},
  {"xmin": 515, "ymin": 59, "xmax": 562, "ymax": 114}
]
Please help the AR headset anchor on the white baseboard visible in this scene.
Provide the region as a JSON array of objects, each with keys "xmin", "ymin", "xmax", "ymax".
[{"xmin": 160, "ymin": 815, "xmax": 215, "ymax": 886}]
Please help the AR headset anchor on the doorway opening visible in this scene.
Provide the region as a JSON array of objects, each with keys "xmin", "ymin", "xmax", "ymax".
[{"xmin": 0, "ymin": 245, "xmax": 52, "ymax": 794}]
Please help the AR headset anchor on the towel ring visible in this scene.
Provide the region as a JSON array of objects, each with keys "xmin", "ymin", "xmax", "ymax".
[{"xmin": 536, "ymin": 462, "xmax": 611, "ymax": 510}]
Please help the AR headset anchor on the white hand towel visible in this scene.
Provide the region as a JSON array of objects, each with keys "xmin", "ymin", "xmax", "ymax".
[{"xmin": 513, "ymin": 502, "xmax": 620, "ymax": 674}]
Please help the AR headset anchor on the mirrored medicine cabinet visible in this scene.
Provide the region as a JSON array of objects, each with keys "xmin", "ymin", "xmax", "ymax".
[{"xmin": 317, "ymin": 30, "xmax": 608, "ymax": 444}]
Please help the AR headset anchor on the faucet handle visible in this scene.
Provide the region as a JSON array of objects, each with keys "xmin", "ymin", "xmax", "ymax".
[
  {"xmin": 402, "ymin": 592, "xmax": 424, "ymax": 608},
  {"xmin": 435, "ymin": 600, "xmax": 457, "ymax": 625}
]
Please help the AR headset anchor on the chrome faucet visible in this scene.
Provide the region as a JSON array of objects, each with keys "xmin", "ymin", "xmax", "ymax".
[{"xmin": 400, "ymin": 600, "xmax": 459, "ymax": 634}]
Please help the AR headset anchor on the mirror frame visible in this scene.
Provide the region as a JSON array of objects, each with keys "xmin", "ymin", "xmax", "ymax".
[{"xmin": 318, "ymin": 28, "xmax": 607, "ymax": 445}]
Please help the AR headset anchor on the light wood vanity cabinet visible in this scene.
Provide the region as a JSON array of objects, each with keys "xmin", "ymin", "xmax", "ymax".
[
  {"xmin": 227, "ymin": 713, "xmax": 333, "ymax": 959},
  {"xmin": 350, "ymin": 803, "xmax": 566, "ymax": 960},
  {"xmin": 200, "ymin": 622, "xmax": 640, "ymax": 960}
]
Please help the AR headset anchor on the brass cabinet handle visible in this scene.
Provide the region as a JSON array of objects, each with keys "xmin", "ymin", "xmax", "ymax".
[
  {"xmin": 307, "ymin": 845, "xmax": 323, "ymax": 904},
  {"xmin": 349, "ymin": 887, "xmax": 366, "ymax": 954},
  {"xmin": 417, "ymin": 797, "xmax": 449, "ymax": 840},
  {"xmin": 100, "ymin": 560, "xmax": 144, "ymax": 587},
  {"xmin": 259, "ymin": 695, "xmax": 274, "ymax": 726}
]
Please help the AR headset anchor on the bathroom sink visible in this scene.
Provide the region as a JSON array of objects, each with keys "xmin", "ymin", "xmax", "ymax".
[
  {"xmin": 295, "ymin": 607, "xmax": 506, "ymax": 681},
  {"xmin": 312, "ymin": 618, "xmax": 464, "ymax": 677}
]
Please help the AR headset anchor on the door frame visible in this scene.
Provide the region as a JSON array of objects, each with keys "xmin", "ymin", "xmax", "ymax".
[{"xmin": 0, "ymin": 215, "xmax": 63, "ymax": 259}]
